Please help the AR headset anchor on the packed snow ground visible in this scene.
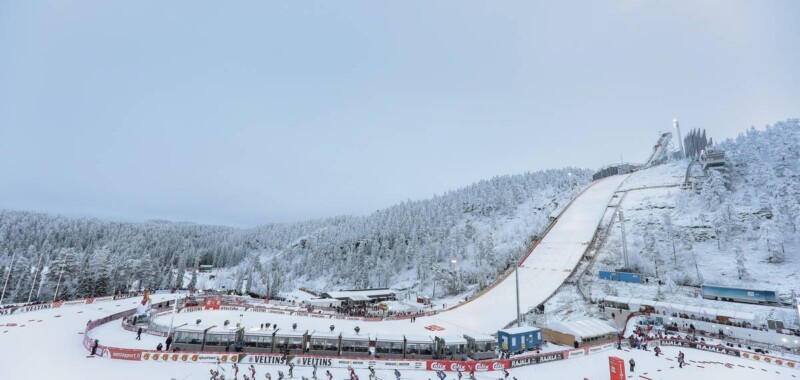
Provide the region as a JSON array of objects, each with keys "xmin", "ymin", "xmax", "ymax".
[{"xmin": 1, "ymin": 296, "xmax": 794, "ymax": 380}]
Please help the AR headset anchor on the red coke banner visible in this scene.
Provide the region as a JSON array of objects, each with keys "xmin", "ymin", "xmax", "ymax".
[{"xmin": 426, "ymin": 359, "xmax": 509, "ymax": 372}]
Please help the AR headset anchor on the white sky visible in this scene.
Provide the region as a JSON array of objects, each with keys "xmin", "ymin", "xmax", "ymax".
[{"xmin": 1, "ymin": 1, "xmax": 798, "ymax": 226}]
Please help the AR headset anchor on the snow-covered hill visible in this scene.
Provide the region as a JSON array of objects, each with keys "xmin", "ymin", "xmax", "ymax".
[
  {"xmin": 542, "ymin": 119, "xmax": 800, "ymax": 326},
  {"xmin": 0, "ymin": 167, "xmax": 590, "ymax": 303}
]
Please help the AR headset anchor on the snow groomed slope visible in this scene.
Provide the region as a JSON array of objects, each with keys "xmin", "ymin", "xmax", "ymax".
[{"xmin": 428, "ymin": 174, "xmax": 629, "ymax": 332}]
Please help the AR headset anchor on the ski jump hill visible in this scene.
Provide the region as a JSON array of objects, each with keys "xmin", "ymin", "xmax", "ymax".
[{"xmin": 429, "ymin": 174, "xmax": 629, "ymax": 333}]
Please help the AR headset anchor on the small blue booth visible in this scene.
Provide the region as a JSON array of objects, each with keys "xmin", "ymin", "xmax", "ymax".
[{"xmin": 497, "ymin": 326, "xmax": 542, "ymax": 353}]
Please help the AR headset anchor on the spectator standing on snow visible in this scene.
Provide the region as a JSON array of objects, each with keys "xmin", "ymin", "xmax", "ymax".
[
  {"xmin": 678, "ymin": 351, "xmax": 685, "ymax": 368},
  {"xmin": 136, "ymin": 327, "xmax": 143, "ymax": 340},
  {"xmin": 166, "ymin": 335, "xmax": 173, "ymax": 350},
  {"xmin": 629, "ymin": 358, "xmax": 635, "ymax": 372},
  {"xmin": 91, "ymin": 339, "xmax": 99, "ymax": 356},
  {"xmin": 156, "ymin": 343, "xmax": 163, "ymax": 351}
]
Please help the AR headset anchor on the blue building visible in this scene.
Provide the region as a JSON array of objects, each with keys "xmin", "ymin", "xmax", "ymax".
[
  {"xmin": 497, "ymin": 326, "xmax": 542, "ymax": 353},
  {"xmin": 701, "ymin": 285, "xmax": 778, "ymax": 304},
  {"xmin": 598, "ymin": 271, "xmax": 643, "ymax": 283}
]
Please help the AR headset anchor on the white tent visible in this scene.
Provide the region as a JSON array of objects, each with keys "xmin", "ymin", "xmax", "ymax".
[{"xmin": 547, "ymin": 319, "xmax": 618, "ymax": 341}]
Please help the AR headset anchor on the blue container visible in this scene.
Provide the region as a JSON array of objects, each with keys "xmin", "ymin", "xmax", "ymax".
[
  {"xmin": 598, "ymin": 271, "xmax": 643, "ymax": 283},
  {"xmin": 497, "ymin": 326, "xmax": 542, "ymax": 352},
  {"xmin": 701, "ymin": 285, "xmax": 778, "ymax": 304}
]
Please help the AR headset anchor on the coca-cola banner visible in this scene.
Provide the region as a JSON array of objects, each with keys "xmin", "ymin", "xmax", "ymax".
[
  {"xmin": 426, "ymin": 359, "xmax": 510, "ymax": 372},
  {"xmin": 509, "ymin": 351, "xmax": 566, "ymax": 368}
]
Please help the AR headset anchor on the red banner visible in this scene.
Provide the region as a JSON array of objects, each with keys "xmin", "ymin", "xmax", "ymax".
[
  {"xmin": 426, "ymin": 359, "xmax": 509, "ymax": 372},
  {"xmin": 204, "ymin": 298, "xmax": 221, "ymax": 310},
  {"xmin": 609, "ymin": 356, "xmax": 625, "ymax": 380}
]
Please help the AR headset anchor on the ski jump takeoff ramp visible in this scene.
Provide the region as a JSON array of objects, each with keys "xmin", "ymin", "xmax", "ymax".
[{"xmin": 429, "ymin": 174, "xmax": 629, "ymax": 333}]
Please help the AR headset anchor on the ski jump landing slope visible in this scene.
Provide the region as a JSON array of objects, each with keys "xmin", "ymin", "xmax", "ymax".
[{"xmin": 429, "ymin": 174, "xmax": 628, "ymax": 333}]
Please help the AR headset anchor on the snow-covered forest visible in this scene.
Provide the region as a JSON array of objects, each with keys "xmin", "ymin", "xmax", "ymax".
[
  {"xmin": 0, "ymin": 167, "xmax": 589, "ymax": 303},
  {"xmin": 590, "ymin": 119, "xmax": 799, "ymax": 298}
]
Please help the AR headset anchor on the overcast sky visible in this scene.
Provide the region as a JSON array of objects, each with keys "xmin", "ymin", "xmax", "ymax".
[{"xmin": 1, "ymin": 1, "xmax": 798, "ymax": 226}]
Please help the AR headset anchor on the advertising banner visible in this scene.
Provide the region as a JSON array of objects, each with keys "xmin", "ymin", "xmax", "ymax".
[
  {"xmin": 426, "ymin": 359, "xmax": 509, "ymax": 372},
  {"xmin": 658, "ymin": 339, "xmax": 740, "ymax": 357},
  {"xmin": 568, "ymin": 349, "xmax": 586, "ymax": 358},
  {"xmin": 608, "ymin": 356, "xmax": 626, "ymax": 380},
  {"xmin": 204, "ymin": 298, "xmax": 221, "ymax": 310},
  {"xmin": 104, "ymin": 347, "xmax": 143, "ymax": 361},
  {"xmin": 509, "ymin": 351, "xmax": 566, "ymax": 368},
  {"xmin": 141, "ymin": 351, "xmax": 240, "ymax": 364}
]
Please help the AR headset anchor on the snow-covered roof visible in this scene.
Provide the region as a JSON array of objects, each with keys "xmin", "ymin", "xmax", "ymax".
[
  {"xmin": 498, "ymin": 326, "xmax": 541, "ymax": 335},
  {"xmin": 321, "ymin": 288, "xmax": 396, "ymax": 300},
  {"xmin": 463, "ymin": 333, "xmax": 495, "ymax": 342},
  {"xmin": 310, "ymin": 330, "xmax": 341, "ymax": 339},
  {"xmin": 340, "ymin": 332, "xmax": 372, "ymax": 341},
  {"xmin": 204, "ymin": 326, "xmax": 242, "ymax": 335},
  {"xmin": 439, "ymin": 335, "xmax": 468, "ymax": 345},
  {"xmin": 601, "ymin": 297, "xmax": 755, "ymax": 322},
  {"xmin": 404, "ymin": 335, "xmax": 434, "ymax": 343},
  {"xmin": 305, "ymin": 298, "xmax": 342, "ymax": 306},
  {"xmin": 346, "ymin": 295, "xmax": 372, "ymax": 302},
  {"xmin": 245, "ymin": 328, "xmax": 276, "ymax": 336},
  {"xmin": 274, "ymin": 329, "xmax": 308, "ymax": 337},
  {"xmin": 547, "ymin": 319, "xmax": 617, "ymax": 339},
  {"xmin": 176, "ymin": 325, "xmax": 211, "ymax": 333},
  {"xmin": 375, "ymin": 334, "xmax": 405, "ymax": 343}
]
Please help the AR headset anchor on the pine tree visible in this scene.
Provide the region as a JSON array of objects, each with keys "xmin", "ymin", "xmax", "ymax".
[{"xmin": 47, "ymin": 248, "xmax": 80, "ymax": 300}]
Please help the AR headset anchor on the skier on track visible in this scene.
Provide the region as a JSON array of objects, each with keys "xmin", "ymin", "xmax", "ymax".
[
  {"xmin": 244, "ymin": 375, "xmax": 251, "ymax": 380},
  {"xmin": 503, "ymin": 369, "xmax": 509, "ymax": 379},
  {"xmin": 289, "ymin": 363, "xmax": 295, "ymax": 378},
  {"xmin": 325, "ymin": 370, "xmax": 333, "ymax": 380},
  {"xmin": 469, "ymin": 369, "xmax": 476, "ymax": 380},
  {"xmin": 312, "ymin": 363, "xmax": 318, "ymax": 380},
  {"xmin": 368, "ymin": 366, "xmax": 376, "ymax": 380},
  {"xmin": 265, "ymin": 373, "xmax": 272, "ymax": 380},
  {"xmin": 250, "ymin": 365, "xmax": 257, "ymax": 379},
  {"xmin": 436, "ymin": 369, "xmax": 446, "ymax": 380},
  {"xmin": 211, "ymin": 369, "xmax": 220, "ymax": 380},
  {"xmin": 278, "ymin": 371, "xmax": 285, "ymax": 380},
  {"xmin": 456, "ymin": 369, "xmax": 462, "ymax": 380},
  {"xmin": 394, "ymin": 369, "xmax": 401, "ymax": 380}
]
